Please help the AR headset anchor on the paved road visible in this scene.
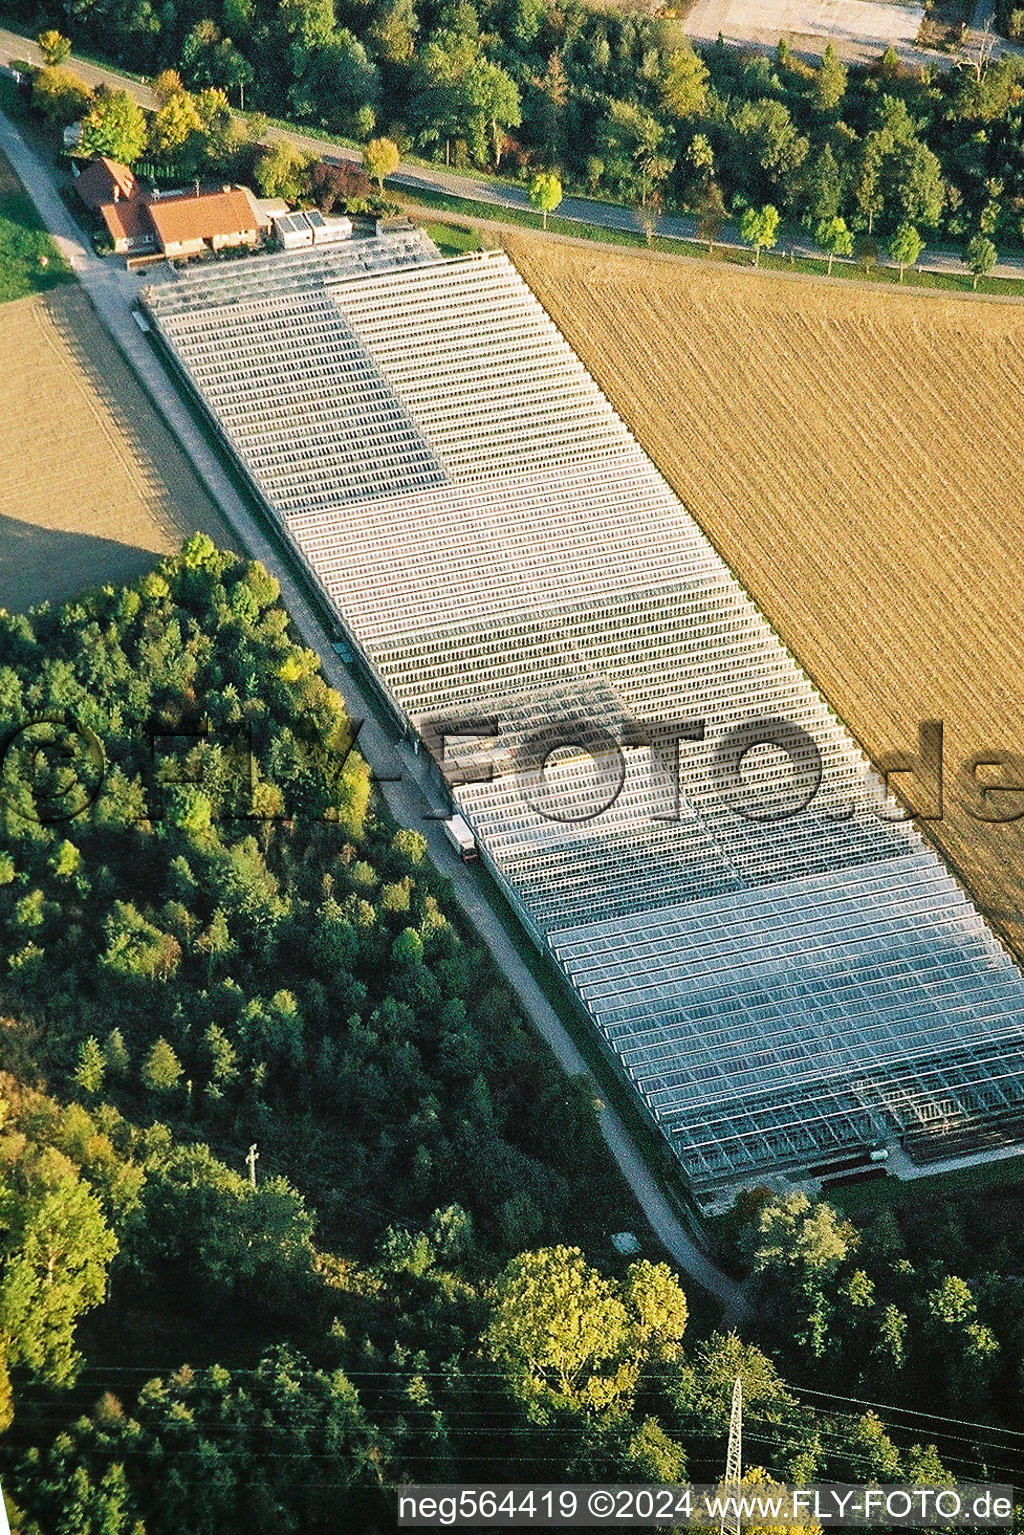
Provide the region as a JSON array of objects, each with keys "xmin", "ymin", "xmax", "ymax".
[
  {"xmin": 0, "ymin": 103, "xmax": 749, "ymax": 1323},
  {"xmin": 5, "ymin": 25, "xmax": 1024, "ymax": 285}
]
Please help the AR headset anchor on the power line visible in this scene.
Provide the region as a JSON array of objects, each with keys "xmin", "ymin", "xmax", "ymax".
[{"xmin": 789, "ymin": 1384, "xmax": 1024, "ymax": 1443}]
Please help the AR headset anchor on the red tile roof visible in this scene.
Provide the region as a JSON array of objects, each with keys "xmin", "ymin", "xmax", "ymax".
[
  {"xmin": 148, "ymin": 187, "xmax": 259, "ymax": 249},
  {"xmin": 99, "ymin": 197, "xmax": 156, "ymax": 248},
  {"xmin": 75, "ymin": 157, "xmax": 136, "ymax": 211}
]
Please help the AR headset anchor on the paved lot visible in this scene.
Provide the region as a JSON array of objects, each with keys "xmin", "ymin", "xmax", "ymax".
[{"xmin": 686, "ymin": 0, "xmax": 926, "ymax": 60}]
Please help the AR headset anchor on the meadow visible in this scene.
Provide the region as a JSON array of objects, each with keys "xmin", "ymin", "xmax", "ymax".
[{"xmin": 0, "ymin": 147, "xmax": 70, "ymax": 305}]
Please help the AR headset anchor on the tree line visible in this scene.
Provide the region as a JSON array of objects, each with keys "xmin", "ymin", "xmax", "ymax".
[
  {"xmin": 16, "ymin": 0, "xmax": 1024, "ymax": 272},
  {"xmin": 720, "ymin": 1177, "xmax": 1024, "ymax": 1468},
  {"xmin": 0, "ymin": 540, "xmax": 987, "ymax": 1531}
]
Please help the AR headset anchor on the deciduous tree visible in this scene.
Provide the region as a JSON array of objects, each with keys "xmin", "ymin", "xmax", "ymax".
[
  {"xmin": 816, "ymin": 214, "xmax": 853, "ymax": 272},
  {"xmin": 78, "ymin": 88, "xmax": 148, "ymax": 164},
  {"xmin": 363, "ymin": 135, "xmax": 400, "ymax": 191},
  {"xmin": 31, "ymin": 68, "xmax": 92, "ymax": 129},
  {"xmin": 966, "ymin": 232, "xmax": 997, "ymax": 286},
  {"xmin": 528, "ymin": 169, "xmax": 562, "ymax": 227},
  {"xmin": 740, "ymin": 202, "xmax": 780, "ymax": 266},
  {"xmin": 888, "ymin": 220, "xmax": 923, "ymax": 279},
  {"xmin": 658, "ymin": 47, "xmax": 709, "ymax": 120}
]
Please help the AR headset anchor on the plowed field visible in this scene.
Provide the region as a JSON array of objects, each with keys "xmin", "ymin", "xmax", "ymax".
[{"xmin": 504, "ymin": 234, "xmax": 1024, "ymax": 953}]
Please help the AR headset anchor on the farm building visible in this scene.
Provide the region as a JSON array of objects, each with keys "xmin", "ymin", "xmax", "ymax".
[
  {"xmin": 142, "ymin": 238, "xmax": 1024, "ymax": 1210},
  {"xmin": 147, "ymin": 187, "xmax": 260, "ymax": 259},
  {"xmin": 99, "ymin": 196, "xmax": 158, "ymax": 256},
  {"xmin": 273, "ymin": 209, "xmax": 352, "ymax": 248},
  {"xmin": 73, "ymin": 159, "xmax": 268, "ymax": 259},
  {"xmin": 73, "ymin": 155, "xmax": 137, "ymax": 212}
]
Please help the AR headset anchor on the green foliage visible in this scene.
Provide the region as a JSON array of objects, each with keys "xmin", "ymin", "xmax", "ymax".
[
  {"xmin": 128, "ymin": 1144, "xmax": 315, "ymax": 1309},
  {"xmin": 0, "ymin": 1097, "xmax": 117, "ymax": 1426},
  {"xmin": 203, "ymin": 1023, "xmax": 238, "ymax": 1084},
  {"xmin": 78, "ymin": 87, "xmax": 148, "ymax": 164},
  {"xmin": 483, "ymin": 1247, "xmax": 687, "ymax": 1419},
  {"xmin": 50, "ymin": 839, "xmax": 81, "ymax": 878},
  {"xmin": 740, "ymin": 202, "xmax": 780, "ymax": 264},
  {"xmin": 658, "ymin": 47, "xmax": 709, "ymax": 120},
  {"xmin": 104, "ymin": 1029, "xmax": 130, "ymax": 1076},
  {"xmin": 149, "ymin": 90, "xmax": 202, "ymax": 160},
  {"xmin": 623, "ymin": 1258, "xmax": 689, "ymax": 1362},
  {"xmin": 484, "ymin": 1245, "xmax": 636, "ymax": 1415},
  {"xmin": 391, "ymin": 828, "xmax": 427, "ymax": 865},
  {"xmin": 181, "ymin": 19, "xmax": 253, "ymax": 103},
  {"xmin": 410, "ymin": 28, "xmax": 520, "ymax": 168},
  {"xmin": 362, "ymin": 134, "xmax": 400, "ymax": 190},
  {"xmin": 140, "ymin": 1037, "xmax": 182, "ymax": 1092},
  {"xmin": 101, "ymin": 904, "xmax": 181, "ymax": 983},
  {"xmin": 815, "ymin": 214, "xmax": 853, "ymax": 272},
  {"xmin": 368, "ymin": 0, "xmax": 419, "ymax": 62},
  {"xmin": 37, "ymin": 29, "xmax": 72, "ymax": 67},
  {"xmin": 966, "ymin": 232, "xmax": 998, "ymax": 286},
  {"xmin": 622, "ymin": 1415, "xmax": 686, "ymax": 1482},
  {"xmin": 597, "ymin": 99, "xmax": 669, "ymax": 205},
  {"xmin": 0, "ymin": 531, "xmax": 991, "ymax": 1535},
  {"xmin": 10, "ymin": 0, "xmax": 1024, "ymax": 247},
  {"xmin": 888, "ymin": 220, "xmax": 924, "ymax": 278},
  {"xmin": 254, "ymin": 140, "xmax": 315, "ymax": 201},
  {"xmin": 31, "ymin": 66, "xmax": 92, "ymax": 127},
  {"xmin": 391, "ymin": 926, "xmax": 423, "ymax": 964},
  {"xmin": 0, "ymin": 540, "xmax": 652, "ymax": 1512},
  {"xmin": 814, "ymin": 42, "xmax": 847, "ymax": 113},
  {"xmin": 15, "ymin": 1347, "xmax": 386, "ymax": 1535},
  {"xmin": 73, "ymin": 1037, "xmax": 105, "ymax": 1096},
  {"xmin": 527, "ymin": 169, "xmax": 562, "ymax": 227}
]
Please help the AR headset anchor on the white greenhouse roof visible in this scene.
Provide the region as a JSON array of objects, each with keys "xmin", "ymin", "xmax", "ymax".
[{"xmin": 143, "ymin": 243, "xmax": 1024, "ymax": 1197}]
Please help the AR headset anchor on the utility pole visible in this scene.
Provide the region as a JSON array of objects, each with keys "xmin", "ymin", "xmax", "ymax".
[
  {"xmin": 246, "ymin": 1142, "xmax": 259, "ymax": 1188},
  {"xmin": 720, "ymin": 1374, "xmax": 742, "ymax": 1535}
]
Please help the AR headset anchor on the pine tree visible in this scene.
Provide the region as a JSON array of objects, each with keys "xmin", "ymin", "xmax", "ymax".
[
  {"xmin": 104, "ymin": 1028, "xmax": 130, "ymax": 1076},
  {"xmin": 74, "ymin": 1037, "xmax": 105, "ymax": 1096},
  {"xmin": 205, "ymin": 1023, "xmax": 239, "ymax": 1083},
  {"xmin": 815, "ymin": 42, "xmax": 847, "ymax": 111},
  {"xmin": 142, "ymin": 1037, "xmax": 182, "ymax": 1092}
]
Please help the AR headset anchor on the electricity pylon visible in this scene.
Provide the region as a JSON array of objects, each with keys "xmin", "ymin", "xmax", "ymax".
[{"xmin": 720, "ymin": 1374, "xmax": 742, "ymax": 1535}]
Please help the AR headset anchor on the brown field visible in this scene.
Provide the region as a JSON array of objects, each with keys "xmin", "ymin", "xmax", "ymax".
[
  {"xmin": 0, "ymin": 286, "xmax": 234, "ymax": 611},
  {"xmin": 504, "ymin": 233, "xmax": 1024, "ymax": 954}
]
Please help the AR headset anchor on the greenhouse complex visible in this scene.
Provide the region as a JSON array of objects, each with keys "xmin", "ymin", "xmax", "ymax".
[{"xmin": 143, "ymin": 234, "xmax": 1024, "ymax": 1210}]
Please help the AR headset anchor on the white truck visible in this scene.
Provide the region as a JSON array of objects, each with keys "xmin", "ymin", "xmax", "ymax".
[{"xmin": 443, "ymin": 814, "xmax": 477, "ymax": 863}]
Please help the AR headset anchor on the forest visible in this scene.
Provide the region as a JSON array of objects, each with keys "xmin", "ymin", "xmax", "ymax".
[
  {"xmin": 0, "ymin": 540, "xmax": 1022, "ymax": 1529},
  {"xmin": 11, "ymin": 0, "xmax": 1024, "ymax": 260}
]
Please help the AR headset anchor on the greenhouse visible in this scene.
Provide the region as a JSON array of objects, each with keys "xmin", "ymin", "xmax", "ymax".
[{"xmin": 143, "ymin": 240, "xmax": 1024, "ymax": 1203}]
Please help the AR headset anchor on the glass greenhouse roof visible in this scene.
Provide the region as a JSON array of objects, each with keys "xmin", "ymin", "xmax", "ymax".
[{"xmin": 143, "ymin": 244, "xmax": 1024, "ymax": 1198}]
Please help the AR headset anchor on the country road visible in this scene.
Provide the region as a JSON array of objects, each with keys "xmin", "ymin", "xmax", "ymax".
[
  {"xmin": 0, "ymin": 101, "xmax": 750, "ymax": 1325},
  {"xmin": 5, "ymin": 23, "xmax": 1024, "ymax": 285}
]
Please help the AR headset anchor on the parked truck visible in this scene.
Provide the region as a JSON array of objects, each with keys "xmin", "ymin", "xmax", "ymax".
[{"xmin": 443, "ymin": 814, "xmax": 477, "ymax": 863}]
